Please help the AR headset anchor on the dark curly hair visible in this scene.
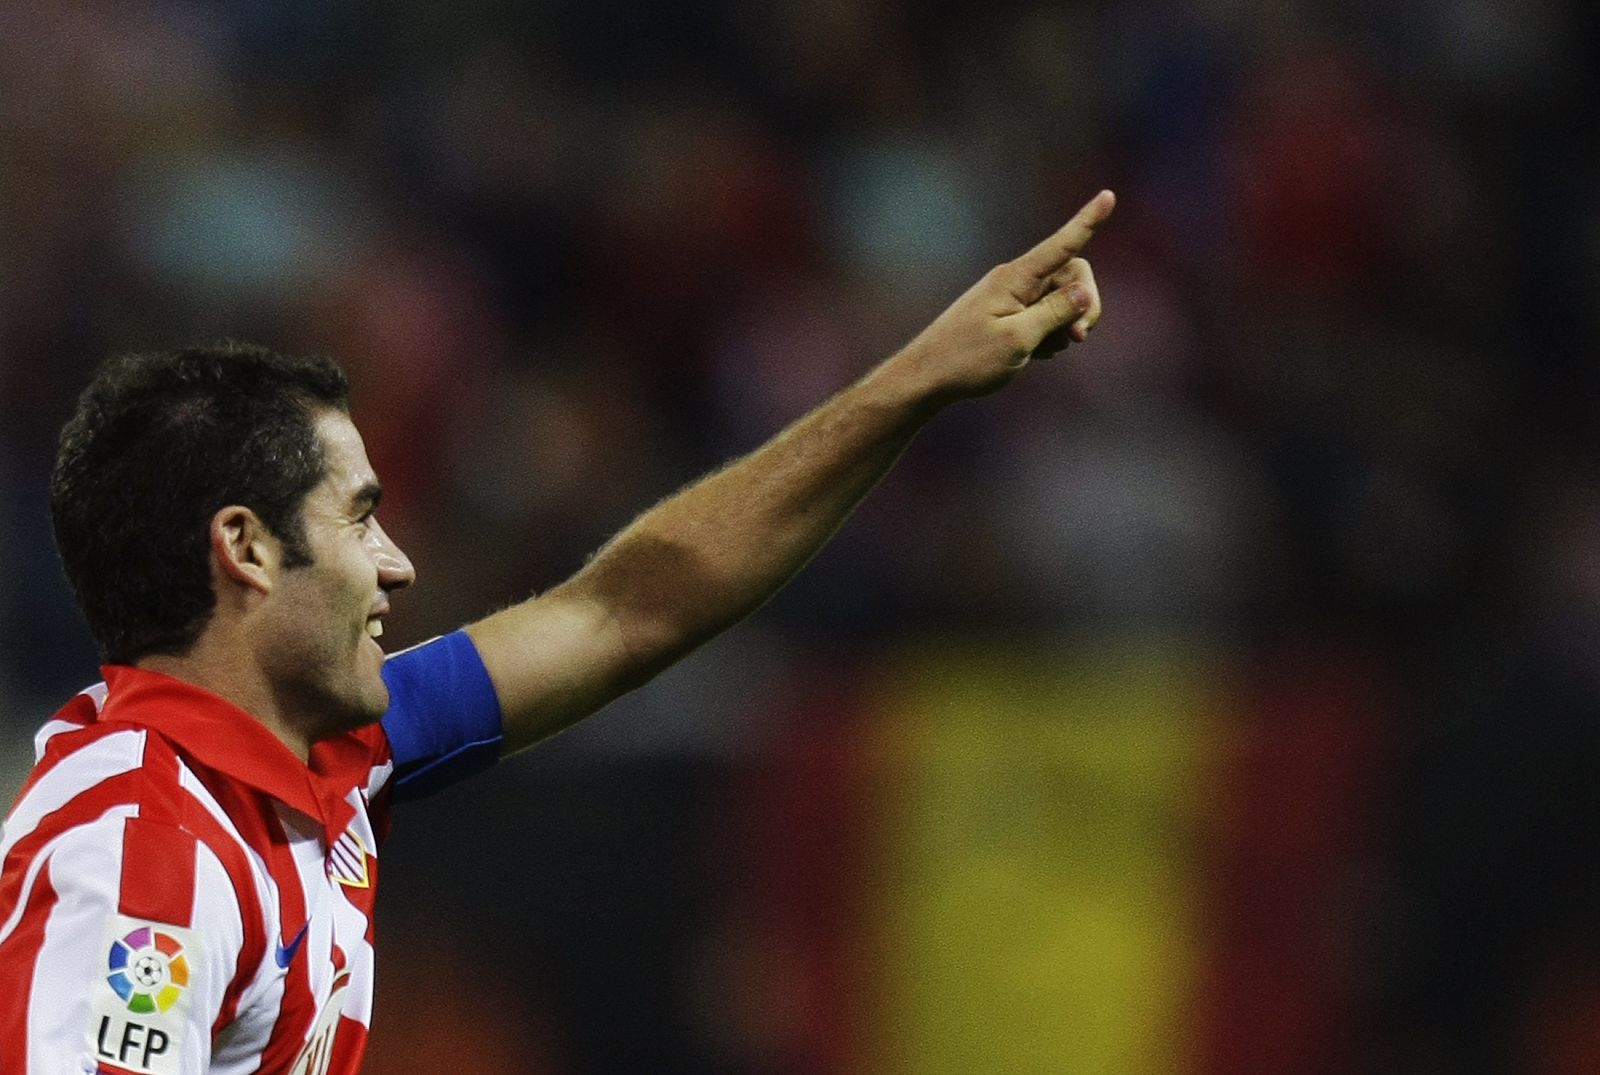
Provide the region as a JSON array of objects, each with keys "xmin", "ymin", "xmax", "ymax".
[{"xmin": 50, "ymin": 341, "xmax": 351, "ymax": 664}]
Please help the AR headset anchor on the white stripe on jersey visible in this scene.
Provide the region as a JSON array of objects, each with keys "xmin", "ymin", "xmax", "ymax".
[
  {"xmin": 30, "ymin": 684, "xmax": 109, "ymax": 763},
  {"xmin": 27, "ymin": 813, "xmax": 142, "ymax": 1069},
  {"xmin": 0, "ymin": 728, "xmax": 145, "ymax": 865},
  {"xmin": 363, "ymin": 759, "xmax": 394, "ymax": 804}
]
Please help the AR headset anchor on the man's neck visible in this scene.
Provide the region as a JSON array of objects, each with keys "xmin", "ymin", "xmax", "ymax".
[{"xmin": 134, "ymin": 646, "xmax": 313, "ymax": 764}]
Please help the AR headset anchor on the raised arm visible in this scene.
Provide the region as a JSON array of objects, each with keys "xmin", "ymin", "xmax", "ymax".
[{"xmin": 469, "ymin": 190, "xmax": 1116, "ymax": 753}]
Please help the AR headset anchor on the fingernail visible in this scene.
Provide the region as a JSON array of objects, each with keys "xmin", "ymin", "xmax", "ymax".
[{"xmin": 1068, "ymin": 285, "xmax": 1088, "ymax": 311}]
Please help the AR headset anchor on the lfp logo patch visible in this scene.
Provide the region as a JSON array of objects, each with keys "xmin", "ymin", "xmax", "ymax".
[
  {"xmin": 90, "ymin": 917, "xmax": 198, "ymax": 1075},
  {"xmin": 107, "ymin": 926, "xmax": 190, "ymax": 1014}
]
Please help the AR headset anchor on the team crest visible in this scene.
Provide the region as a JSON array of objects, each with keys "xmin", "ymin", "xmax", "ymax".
[{"xmin": 327, "ymin": 827, "xmax": 370, "ymax": 889}]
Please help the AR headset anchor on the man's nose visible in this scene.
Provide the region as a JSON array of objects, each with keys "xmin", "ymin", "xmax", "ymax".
[{"xmin": 368, "ymin": 520, "xmax": 416, "ymax": 591}]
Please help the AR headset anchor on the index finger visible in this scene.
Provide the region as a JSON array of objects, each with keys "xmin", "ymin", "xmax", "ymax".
[{"xmin": 1016, "ymin": 189, "xmax": 1116, "ymax": 281}]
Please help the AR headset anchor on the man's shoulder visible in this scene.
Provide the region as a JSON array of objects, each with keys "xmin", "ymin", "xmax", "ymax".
[
  {"xmin": 30, "ymin": 682, "xmax": 110, "ymax": 756},
  {"xmin": 11, "ymin": 685, "xmax": 145, "ymax": 814},
  {"xmin": 8, "ymin": 680, "xmax": 220, "ymax": 845},
  {"xmin": 2, "ymin": 691, "xmax": 158, "ymax": 896},
  {"xmin": 6, "ymin": 687, "xmax": 259, "ymax": 896}
]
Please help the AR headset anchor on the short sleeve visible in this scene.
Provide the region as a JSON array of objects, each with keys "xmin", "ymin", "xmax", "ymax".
[
  {"xmin": 0, "ymin": 813, "xmax": 238, "ymax": 1075},
  {"xmin": 379, "ymin": 630, "xmax": 504, "ymax": 803}
]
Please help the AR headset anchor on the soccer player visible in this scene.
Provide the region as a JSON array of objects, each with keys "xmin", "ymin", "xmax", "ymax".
[{"xmin": 0, "ymin": 191, "xmax": 1113, "ymax": 1074}]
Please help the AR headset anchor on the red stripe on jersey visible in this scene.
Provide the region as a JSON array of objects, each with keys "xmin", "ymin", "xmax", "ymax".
[
  {"xmin": 134, "ymin": 733, "xmax": 188, "ymax": 828},
  {"xmin": 117, "ymin": 819, "xmax": 197, "ymax": 927},
  {"xmin": 0, "ymin": 863, "xmax": 59, "ymax": 1075},
  {"xmin": 255, "ymin": 807, "xmax": 317, "ymax": 1073},
  {"xmin": 368, "ymin": 782, "xmax": 394, "ymax": 848},
  {"xmin": 117, "ymin": 735, "xmax": 196, "ymax": 926},
  {"xmin": 328, "ymin": 1014, "xmax": 369, "ymax": 1075}
]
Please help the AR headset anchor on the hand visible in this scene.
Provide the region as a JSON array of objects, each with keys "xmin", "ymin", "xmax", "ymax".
[{"xmin": 894, "ymin": 189, "xmax": 1115, "ymax": 401}]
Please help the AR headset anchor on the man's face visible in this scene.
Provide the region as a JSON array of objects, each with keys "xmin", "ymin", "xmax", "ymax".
[{"xmin": 260, "ymin": 409, "xmax": 415, "ymax": 738}]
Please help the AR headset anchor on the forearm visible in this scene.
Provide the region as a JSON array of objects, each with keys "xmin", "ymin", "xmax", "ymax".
[
  {"xmin": 565, "ymin": 352, "xmax": 942, "ymax": 670},
  {"xmin": 471, "ymin": 352, "xmax": 947, "ymax": 752}
]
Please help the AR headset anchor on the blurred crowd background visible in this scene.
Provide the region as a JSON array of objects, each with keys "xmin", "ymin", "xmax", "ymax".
[{"xmin": 3, "ymin": 1, "xmax": 1599, "ymax": 1071}]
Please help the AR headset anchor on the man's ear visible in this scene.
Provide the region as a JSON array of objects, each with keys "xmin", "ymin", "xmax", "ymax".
[{"xmin": 210, "ymin": 505, "xmax": 279, "ymax": 595}]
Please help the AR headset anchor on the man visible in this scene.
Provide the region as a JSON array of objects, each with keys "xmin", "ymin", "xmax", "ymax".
[{"xmin": 0, "ymin": 190, "xmax": 1113, "ymax": 1074}]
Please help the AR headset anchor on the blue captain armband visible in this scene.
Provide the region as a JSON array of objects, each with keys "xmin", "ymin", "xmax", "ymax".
[{"xmin": 380, "ymin": 629, "xmax": 504, "ymax": 802}]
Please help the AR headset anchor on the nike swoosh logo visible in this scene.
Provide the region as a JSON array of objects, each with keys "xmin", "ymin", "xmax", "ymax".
[{"xmin": 275, "ymin": 925, "xmax": 308, "ymax": 969}]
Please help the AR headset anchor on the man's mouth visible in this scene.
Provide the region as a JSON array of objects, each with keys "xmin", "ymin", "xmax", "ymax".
[{"xmin": 366, "ymin": 618, "xmax": 384, "ymax": 639}]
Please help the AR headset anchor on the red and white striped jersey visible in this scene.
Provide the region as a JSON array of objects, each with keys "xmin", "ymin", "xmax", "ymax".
[{"xmin": 3, "ymin": 666, "xmax": 408, "ymax": 1075}]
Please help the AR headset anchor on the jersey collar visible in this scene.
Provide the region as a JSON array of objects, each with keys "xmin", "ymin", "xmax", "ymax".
[{"xmin": 99, "ymin": 664, "xmax": 358, "ymax": 845}]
